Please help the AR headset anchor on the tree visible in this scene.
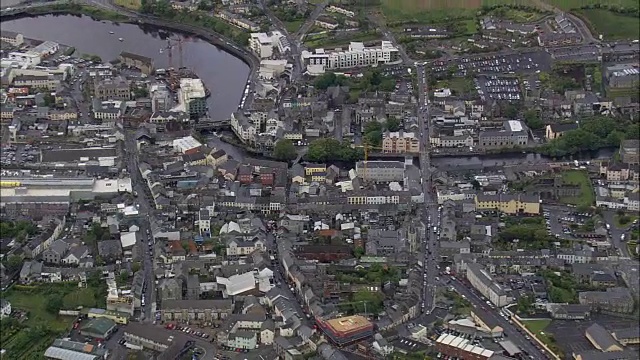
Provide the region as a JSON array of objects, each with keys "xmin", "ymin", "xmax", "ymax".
[
  {"xmin": 132, "ymin": 261, "xmax": 142, "ymax": 273},
  {"xmin": 273, "ymin": 139, "xmax": 297, "ymax": 161},
  {"xmin": 42, "ymin": 92, "xmax": 55, "ymax": 106},
  {"xmin": 385, "ymin": 117, "xmax": 400, "ymax": 132},
  {"xmin": 353, "ymin": 246, "xmax": 365, "ymax": 258},
  {"xmin": 523, "ymin": 109, "xmax": 544, "ymax": 130},
  {"xmin": 45, "ymin": 295, "xmax": 64, "ymax": 314},
  {"xmin": 6, "ymin": 255, "xmax": 23, "ymax": 272}
]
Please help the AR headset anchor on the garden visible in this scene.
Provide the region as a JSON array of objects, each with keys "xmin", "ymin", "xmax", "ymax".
[{"xmin": 0, "ymin": 276, "xmax": 108, "ymax": 359}]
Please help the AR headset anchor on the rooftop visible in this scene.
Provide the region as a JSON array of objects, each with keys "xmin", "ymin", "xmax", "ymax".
[{"xmin": 324, "ymin": 315, "xmax": 372, "ymax": 334}]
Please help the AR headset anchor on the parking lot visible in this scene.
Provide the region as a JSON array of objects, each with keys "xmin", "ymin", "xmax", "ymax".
[
  {"xmin": 475, "ymin": 75, "xmax": 522, "ymax": 102},
  {"xmin": 430, "ymin": 51, "xmax": 552, "ymax": 78}
]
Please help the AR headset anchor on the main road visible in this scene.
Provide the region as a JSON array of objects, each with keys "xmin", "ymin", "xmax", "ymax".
[
  {"xmin": 450, "ymin": 278, "xmax": 551, "ymax": 359},
  {"xmin": 415, "ymin": 62, "xmax": 440, "ymax": 314}
]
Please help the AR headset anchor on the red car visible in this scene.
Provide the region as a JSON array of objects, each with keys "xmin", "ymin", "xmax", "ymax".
[
  {"xmin": 73, "ymin": 322, "xmax": 79, "ymax": 330},
  {"xmin": 165, "ymin": 323, "xmax": 176, "ymax": 330}
]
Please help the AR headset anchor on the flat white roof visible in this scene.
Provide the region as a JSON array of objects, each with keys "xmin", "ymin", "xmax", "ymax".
[{"xmin": 508, "ymin": 120, "xmax": 523, "ymax": 132}]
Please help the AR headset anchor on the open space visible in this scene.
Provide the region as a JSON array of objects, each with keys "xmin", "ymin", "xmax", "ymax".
[
  {"xmin": 542, "ymin": 0, "xmax": 639, "ymax": 11},
  {"xmin": 114, "ymin": 0, "xmax": 141, "ymax": 10},
  {"xmin": 559, "ymin": 170, "xmax": 594, "ymax": 208},
  {"xmin": 284, "ymin": 20, "xmax": 303, "ymax": 33},
  {"xmin": 574, "ymin": 9, "xmax": 640, "ymax": 40},
  {"xmin": 521, "ymin": 318, "xmax": 552, "ymax": 334}
]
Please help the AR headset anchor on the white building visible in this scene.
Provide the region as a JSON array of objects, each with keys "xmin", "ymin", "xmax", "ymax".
[
  {"xmin": 7, "ymin": 51, "xmax": 41, "ymax": 66},
  {"xmin": 301, "ymin": 41, "xmax": 401, "ymax": 75},
  {"xmin": 0, "ymin": 299, "xmax": 11, "ymax": 318},
  {"xmin": 230, "ymin": 112, "xmax": 257, "ymax": 144},
  {"xmin": 177, "ymin": 78, "xmax": 206, "ymax": 117},
  {"xmin": 31, "ymin": 41, "xmax": 59, "ymax": 57},
  {"xmin": 249, "ymin": 31, "xmax": 290, "ymax": 59},
  {"xmin": 172, "ymin": 135, "xmax": 202, "ymax": 154}
]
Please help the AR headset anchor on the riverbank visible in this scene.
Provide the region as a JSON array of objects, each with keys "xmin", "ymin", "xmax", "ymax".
[{"xmin": 3, "ymin": 3, "xmax": 259, "ymax": 73}]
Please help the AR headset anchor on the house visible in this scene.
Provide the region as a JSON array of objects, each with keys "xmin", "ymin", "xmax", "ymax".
[
  {"xmin": 226, "ymin": 238, "xmax": 265, "ymax": 257},
  {"xmin": 97, "ymin": 240, "xmax": 123, "ymax": 263},
  {"xmin": 545, "ymin": 123, "xmax": 578, "ymax": 140},
  {"xmin": 207, "ymin": 149, "xmax": 229, "ymax": 167},
  {"xmin": 80, "ymin": 317, "xmax": 118, "ymax": 340},
  {"xmin": 585, "ymin": 323, "xmax": 623, "ymax": 352},
  {"xmin": 304, "ymin": 163, "xmax": 327, "ymax": 182},
  {"xmin": 62, "ymin": 246, "xmax": 90, "ymax": 266},
  {"xmin": 42, "ymin": 239, "xmax": 69, "ymax": 264},
  {"xmin": 19, "ymin": 261, "xmax": 43, "ymax": 283}
]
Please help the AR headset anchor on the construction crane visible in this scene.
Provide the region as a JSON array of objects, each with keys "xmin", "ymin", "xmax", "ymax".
[
  {"xmin": 166, "ymin": 37, "xmax": 186, "ymax": 69},
  {"xmin": 351, "ymin": 142, "xmax": 384, "ymax": 182}
]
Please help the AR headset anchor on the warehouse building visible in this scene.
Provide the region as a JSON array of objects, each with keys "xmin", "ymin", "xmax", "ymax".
[{"xmin": 80, "ymin": 317, "xmax": 117, "ymax": 341}]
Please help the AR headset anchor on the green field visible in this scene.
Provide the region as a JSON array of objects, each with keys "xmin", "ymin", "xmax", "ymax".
[
  {"xmin": 284, "ymin": 20, "xmax": 304, "ymax": 33},
  {"xmin": 559, "ymin": 170, "xmax": 594, "ymax": 208},
  {"xmin": 574, "ymin": 9, "xmax": 640, "ymax": 40},
  {"xmin": 542, "ymin": 0, "xmax": 639, "ymax": 11},
  {"xmin": 522, "ymin": 318, "xmax": 552, "ymax": 334}
]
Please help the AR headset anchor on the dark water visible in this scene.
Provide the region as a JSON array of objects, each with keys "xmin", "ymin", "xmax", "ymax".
[{"xmin": 2, "ymin": 14, "xmax": 250, "ymax": 120}]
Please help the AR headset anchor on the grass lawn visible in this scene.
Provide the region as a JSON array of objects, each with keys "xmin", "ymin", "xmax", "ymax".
[
  {"xmin": 559, "ymin": 170, "xmax": 594, "ymax": 208},
  {"xmin": 4, "ymin": 289, "xmax": 74, "ymax": 332},
  {"xmin": 436, "ymin": 77, "xmax": 476, "ymax": 96},
  {"xmin": 543, "ymin": 0, "xmax": 638, "ymax": 11},
  {"xmin": 522, "ymin": 318, "xmax": 552, "ymax": 334},
  {"xmin": 628, "ymin": 241, "xmax": 639, "ymax": 259},
  {"xmin": 614, "ymin": 214, "xmax": 639, "ymax": 228},
  {"xmin": 284, "ymin": 20, "xmax": 304, "ymax": 33},
  {"xmin": 304, "ymin": 31, "xmax": 382, "ymax": 48},
  {"xmin": 574, "ymin": 9, "xmax": 640, "ymax": 40},
  {"xmin": 114, "ymin": 0, "xmax": 141, "ymax": 10}
]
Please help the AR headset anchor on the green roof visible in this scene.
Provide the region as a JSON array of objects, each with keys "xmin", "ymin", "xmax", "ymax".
[{"xmin": 81, "ymin": 317, "xmax": 116, "ymax": 336}]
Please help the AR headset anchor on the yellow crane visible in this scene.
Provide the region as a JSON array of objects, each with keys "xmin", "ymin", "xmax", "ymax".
[{"xmin": 351, "ymin": 142, "xmax": 384, "ymax": 181}]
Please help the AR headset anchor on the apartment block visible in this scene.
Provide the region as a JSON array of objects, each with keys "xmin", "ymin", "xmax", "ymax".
[
  {"xmin": 382, "ymin": 131, "xmax": 420, "ymax": 154},
  {"xmin": 466, "ymin": 263, "xmax": 512, "ymax": 307}
]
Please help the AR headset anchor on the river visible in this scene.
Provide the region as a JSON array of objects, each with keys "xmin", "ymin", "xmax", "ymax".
[{"xmin": 2, "ymin": 14, "xmax": 250, "ymax": 121}]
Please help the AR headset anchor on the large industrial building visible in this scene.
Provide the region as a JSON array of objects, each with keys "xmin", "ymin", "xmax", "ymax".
[
  {"xmin": 435, "ymin": 333, "xmax": 494, "ymax": 360},
  {"xmin": 316, "ymin": 315, "xmax": 374, "ymax": 346}
]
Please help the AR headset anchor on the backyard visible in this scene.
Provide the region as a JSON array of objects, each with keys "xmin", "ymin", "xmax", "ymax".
[{"xmin": 559, "ymin": 170, "xmax": 594, "ymax": 209}]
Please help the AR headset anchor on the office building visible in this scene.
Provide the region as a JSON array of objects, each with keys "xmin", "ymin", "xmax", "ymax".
[
  {"xmin": 355, "ymin": 161, "xmax": 405, "ymax": 182},
  {"xmin": 301, "ymin": 41, "xmax": 401, "ymax": 75},
  {"xmin": 478, "ymin": 120, "xmax": 529, "ymax": 149},
  {"xmin": 249, "ymin": 31, "xmax": 290, "ymax": 59},
  {"xmin": 178, "ymin": 78, "xmax": 207, "ymax": 118}
]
